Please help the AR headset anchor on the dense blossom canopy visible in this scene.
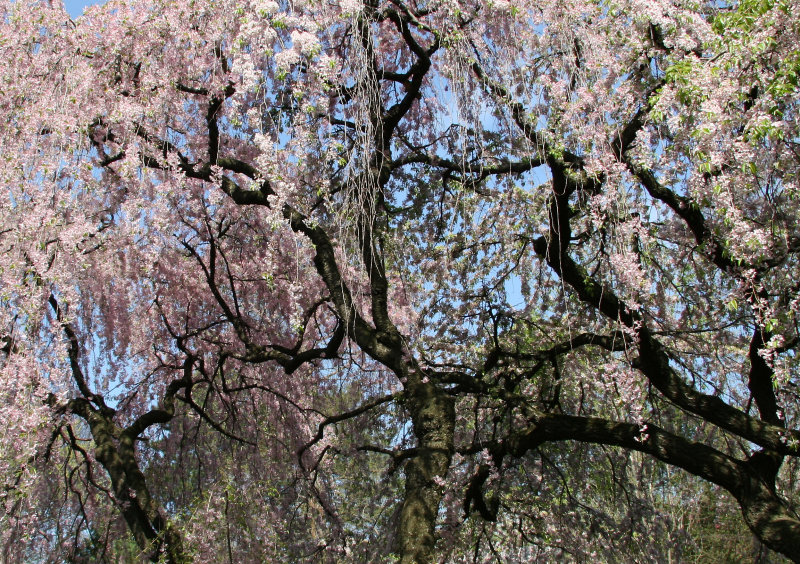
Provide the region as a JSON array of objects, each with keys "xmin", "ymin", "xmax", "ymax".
[{"xmin": 1, "ymin": 0, "xmax": 800, "ymax": 561}]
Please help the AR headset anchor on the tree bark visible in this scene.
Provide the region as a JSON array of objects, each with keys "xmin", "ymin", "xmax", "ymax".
[
  {"xmin": 69, "ymin": 399, "xmax": 187, "ymax": 563},
  {"xmin": 503, "ymin": 412, "xmax": 800, "ymax": 562},
  {"xmin": 737, "ymin": 470, "xmax": 800, "ymax": 562},
  {"xmin": 395, "ymin": 380, "xmax": 455, "ymax": 564}
]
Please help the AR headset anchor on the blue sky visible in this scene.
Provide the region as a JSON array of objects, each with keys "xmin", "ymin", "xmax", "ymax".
[{"xmin": 63, "ymin": 0, "xmax": 104, "ymax": 18}]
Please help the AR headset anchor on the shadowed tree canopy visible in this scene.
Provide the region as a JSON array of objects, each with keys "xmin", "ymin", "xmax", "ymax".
[{"xmin": 1, "ymin": 0, "xmax": 800, "ymax": 561}]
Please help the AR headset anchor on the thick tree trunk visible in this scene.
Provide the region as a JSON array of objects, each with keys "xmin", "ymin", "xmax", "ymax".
[
  {"xmin": 95, "ymin": 433, "xmax": 187, "ymax": 563},
  {"xmin": 71, "ymin": 401, "xmax": 187, "ymax": 563},
  {"xmin": 395, "ymin": 381, "xmax": 455, "ymax": 564},
  {"xmin": 738, "ymin": 474, "xmax": 800, "ymax": 562}
]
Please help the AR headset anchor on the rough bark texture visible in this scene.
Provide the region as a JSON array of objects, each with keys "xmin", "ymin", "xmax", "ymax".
[
  {"xmin": 69, "ymin": 399, "xmax": 187, "ymax": 563},
  {"xmin": 396, "ymin": 383, "xmax": 455, "ymax": 563},
  {"xmin": 502, "ymin": 413, "xmax": 800, "ymax": 561}
]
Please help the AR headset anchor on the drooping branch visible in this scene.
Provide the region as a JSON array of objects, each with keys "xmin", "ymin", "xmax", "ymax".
[
  {"xmin": 121, "ymin": 355, "xmax": 194, "ymax": 441},
  {"xmin": 494, "ymin": 412, "xmax": 800, "ymax": 561},
  {"xmin": 530, "ymin": 227, "xmax": 800, "ymax": 457},
  {"xmin": 491, "ymin": 93, "xmax": 800, "ymax": 458},
  {"xmin": 49, "ymin": 295, "xmax": 114, "ymax": 417},
  {"xmin": 613, "ymin": 109, "xmax": 744, "ymax": 274},
  {"xmin": 297, "ymin": 392, "xmax": 397, "ymax": 471}
]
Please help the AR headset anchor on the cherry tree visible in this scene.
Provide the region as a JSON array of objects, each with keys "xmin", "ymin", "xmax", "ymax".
[{"xmin": 1, "ymin": 0, "xmax": 799, "ymax": 561}]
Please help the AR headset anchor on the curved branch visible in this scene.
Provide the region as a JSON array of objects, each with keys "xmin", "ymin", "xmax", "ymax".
[
  {"xmin": 49, "ymin": 294, "xmax": 115, "ymax": 417},
  {"xmin": 531, "ymin": 234, "xmax": 800, "ymax": 456},
  {"xmin": 498, "ymin": 412, "xmax": 800, "ymax": 561},
  {"xmin": 298, "ymin": 393, "xmax": 397, "ymax": 470}
]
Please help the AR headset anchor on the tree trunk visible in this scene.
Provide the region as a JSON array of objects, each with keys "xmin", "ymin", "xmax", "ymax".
[
  {"xmin": 738, "ymin": 473, "xmax": 800, "ymax": 562},
  {"xmin": 395, "ymin": 381, "xmax": 455, "ymax": 564},
  {"xmin": 74, "ymin": 402, "xmax": 187, "ymax": 563}
]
